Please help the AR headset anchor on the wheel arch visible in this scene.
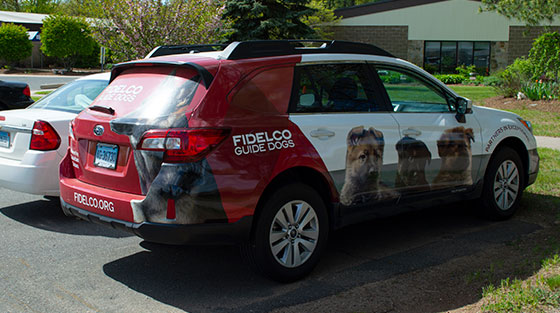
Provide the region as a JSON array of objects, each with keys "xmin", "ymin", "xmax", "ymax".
[
  {"xmin": 489, "ymin": 136, "xmax": 529, "ymax": 186},
  {"xmin": 250, "ymin": 166, "xmax": 336, "ymax": 237}
]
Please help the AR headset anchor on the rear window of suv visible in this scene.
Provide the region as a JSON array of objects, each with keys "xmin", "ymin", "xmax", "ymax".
[{"xmin": 94, "ymin": 66, "xmax": 204, "ymax": 120}]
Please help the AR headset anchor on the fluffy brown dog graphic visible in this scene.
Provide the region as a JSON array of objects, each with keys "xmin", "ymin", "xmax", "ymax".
[
  {"xmin": 395, "ymin": 136, "xmax": 432, "ymax": 193},
  {"xmin": 433, "ymin": 126, "xmax": 475, "ymax": 187},
  {"xmin": 340, "ymin": 126, "xmax": 397, "ymax": 206}
]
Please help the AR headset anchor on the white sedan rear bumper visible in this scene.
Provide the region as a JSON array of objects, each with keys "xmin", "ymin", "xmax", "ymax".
[{"xmin": 0, "ymin": 150, "xmax": 61, "ymax": 196}]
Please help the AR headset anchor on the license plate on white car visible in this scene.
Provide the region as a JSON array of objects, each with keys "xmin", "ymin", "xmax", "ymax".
[
  {"xmin": 94, "ymin": 143, "xmax": 118, "ymax": 169},
  {"xmin": 0, "ymin": 131, "xmax": 9, "ymax": 148}
]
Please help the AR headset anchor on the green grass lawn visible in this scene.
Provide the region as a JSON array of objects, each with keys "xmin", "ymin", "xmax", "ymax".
[
  {"xmin": 480, "ymin": 148, "xmax": 560, "ymax": 312},
  {"xmin": 35, "ymin": 90, "xmax": 52, "ymax": 95},
  {"xmin": 449, "ymin": 85, "xmax": 498, "ymax": 103},
  {"xmin": 31, "ymin": 90, "xmax": 53, "ymax": 102},
  {"xmin": 505, "ymin": 109, "xmax": 560, "ymax": 137},
  {"xmin": 450, "ymin": 85, "xmax": 560, "ymax": 137}
]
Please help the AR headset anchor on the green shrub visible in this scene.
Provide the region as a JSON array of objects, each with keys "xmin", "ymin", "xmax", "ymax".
[
  {"xmin": 41, "ymin": 15, "xmax": 97, "ymax": 70},
  {"xmin": 495, "ymin": 58, "xmax": 536, "ymax": 97},
  {"xmin": 434, "ymin": 74, "xmax": 465, "ymax": 84},
  {"xmin": 529, "ymin": 32, "xmax": 560, "ymax": 82},
  {"xmin": 483, "ymin": 75, "xmax": 501, "ymax": 87},
  {"xmin": 0, "ymin": 23, "xmax": 32, "ymax": 66},
  {"xmin": 378, "ymin": 71, "xmax": 413, "ymax": 84},
  {"xmin": 456, "ymin": 65, "xmax": 476, "ymax": 78}
]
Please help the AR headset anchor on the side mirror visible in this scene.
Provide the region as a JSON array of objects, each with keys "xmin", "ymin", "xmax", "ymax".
[
  {"xmin": 455, "ymin": 97, "xmax": 472, "ymax": 123},
  {"xmin": 299, "ymin": 94, "xmax": 316, "ymax": 107}
]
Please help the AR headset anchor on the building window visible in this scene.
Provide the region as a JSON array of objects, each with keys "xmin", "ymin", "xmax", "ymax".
[{"xmin": 423, "ymin": 41, "xmax": 490, "ymax": 75}]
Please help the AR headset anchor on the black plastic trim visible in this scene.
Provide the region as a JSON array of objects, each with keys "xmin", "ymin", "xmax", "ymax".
[
  {"xmin": 146, "ymin": 44, "xmax": 228, "ymax": 58},
  {"xmin": 61, "ymin": 200, "xmax": 252, "ymax": 245},
  {"xmin": 110, "ymin": 60, "xmax": 214, "ymax": 89},
  {"xmin": 224, "ymin": 40, "xmax": 394, "ymax": 60}
]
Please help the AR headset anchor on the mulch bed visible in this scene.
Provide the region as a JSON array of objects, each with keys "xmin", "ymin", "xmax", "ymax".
[{"xmin": 482, "ymin": 96, "xmax": 560, "ymax": 113}]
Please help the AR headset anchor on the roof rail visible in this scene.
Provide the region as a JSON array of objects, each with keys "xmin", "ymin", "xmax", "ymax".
[
  {"xmin": 222, "ymin": 40, "xmax": 394, "ymax": 60},
  {"xmin": 145, "ymin": 44, "xmax": 228, "ymax": 58}
]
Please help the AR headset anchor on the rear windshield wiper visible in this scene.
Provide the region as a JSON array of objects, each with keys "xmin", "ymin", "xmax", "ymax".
[{"xmin": 88, "ymin": 105, "xmax": 115, "ymax": 115}]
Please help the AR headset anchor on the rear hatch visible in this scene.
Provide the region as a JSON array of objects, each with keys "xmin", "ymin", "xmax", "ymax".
[
  {"xmin": 71, "ymin": 65, "xmax": 209, "ymax": 195},
  {"xmin": 0, "ymin": 109, "xmax": 74, "ymax": 160}
]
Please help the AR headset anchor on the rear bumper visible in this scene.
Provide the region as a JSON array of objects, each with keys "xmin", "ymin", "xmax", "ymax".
[
  {"xmin": 61, "ymin": 199, "xmax": 252, "ymax": 245},
  {"xmin": 0, "ymin": 150, "xmax": 61, "ymax": 196}
]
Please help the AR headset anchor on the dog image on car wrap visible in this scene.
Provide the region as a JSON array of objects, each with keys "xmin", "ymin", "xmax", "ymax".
[
  {"xmin": 433, "ymin": 126, "xmax": 475, "ymax": 188},
  {"xmin": 395, "ymin": 136, "xmax": 432, "ymax": 193},
  {"xmin": 110, "ymin": 69, "xmax": 227, "ymax": 224},
  {"xmin": 340, "ymin": 126, "xmax": 398, "ymax": 206}
]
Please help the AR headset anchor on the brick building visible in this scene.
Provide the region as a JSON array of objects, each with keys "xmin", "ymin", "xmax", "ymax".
[{"xmin": 332, "ymin": 0, "xmax": 560, "ymax": 74}]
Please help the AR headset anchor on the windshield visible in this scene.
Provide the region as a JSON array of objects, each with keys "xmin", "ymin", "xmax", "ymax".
[{"xmin": 29, "ymin": 79, "xmax": 108, "ymax": 114}]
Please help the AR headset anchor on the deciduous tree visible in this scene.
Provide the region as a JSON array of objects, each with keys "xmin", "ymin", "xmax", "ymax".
[
  {"xmin": 92, "ymin": 0, "xmax": 228, "ymax": 62},
  {"xmin": 302, "ymin": 0, "xmax": 341, "ymax": 39},
  {"xmin": 480, "ymin": 0, "xmax": 560, "ymax": 26}
]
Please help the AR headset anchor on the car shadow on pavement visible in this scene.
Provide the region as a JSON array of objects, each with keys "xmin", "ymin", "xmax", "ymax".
[
  {"xmin": 102, "ymin": 203, "xmax": 543, "ymax": 313},
  {"xmin": 0, "ymin": 197, "xmax": 132, "ymax": 238}
]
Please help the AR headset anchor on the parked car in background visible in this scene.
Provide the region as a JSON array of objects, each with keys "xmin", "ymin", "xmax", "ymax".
[
  {"xmin": 0, "ymin": 72, "xmax": 110, "ymax": 196},
  {"xmin": 0, "ymin": 79, "xmax": 34, "ymax": 110},
  {"xmin": 59, "ymin": 41, "xmax": 538, "ymax": 282}
]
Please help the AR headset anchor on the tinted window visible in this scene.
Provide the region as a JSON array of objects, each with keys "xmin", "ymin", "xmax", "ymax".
[
  {"xmin": 293, "ymin": 63, "xmax": 383, "ymax": 113},
  {"xmin": 230, "ymin": 67, "xmax": 293, "ymax": 114},
  {"xmin": 29, "ymin": 79, "xmax": 107, "ymax": 114},
  {"xmin": 377, "ymin": 68, "xmax": 450, "ymax": 113}
]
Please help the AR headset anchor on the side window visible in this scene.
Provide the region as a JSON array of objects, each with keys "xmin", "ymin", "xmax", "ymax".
[
  {"xmin": 377, "ymin": 68, "xmax": 451, "ymax": 113},
  {"xmin": 230, "ymin": 66, "xmax": 294, "ymax": 114},
  {"xmin": 294, "ymin": 63, "xmax": 384, "ymax": 113}
]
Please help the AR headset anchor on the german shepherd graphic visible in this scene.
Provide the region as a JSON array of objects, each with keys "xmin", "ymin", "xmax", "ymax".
[{"xmin": 340, "ymin": 126, "xmax": 397, "ymax": 206}]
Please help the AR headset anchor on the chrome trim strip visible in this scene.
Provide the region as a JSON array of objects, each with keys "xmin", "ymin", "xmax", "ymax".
[{"xmin": 0, "ymin": 125, "xmax": 32, "ymax": 133}]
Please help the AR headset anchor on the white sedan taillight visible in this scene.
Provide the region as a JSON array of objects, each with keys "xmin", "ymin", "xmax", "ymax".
[{"xmin": 30, "ymin": 120, "xmax": 61, "ymax": 151}]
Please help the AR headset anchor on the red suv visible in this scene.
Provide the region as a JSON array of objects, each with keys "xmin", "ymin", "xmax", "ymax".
[{"xmin": 60, "ymin": 40, "xmax": 539, "ymax": 282}]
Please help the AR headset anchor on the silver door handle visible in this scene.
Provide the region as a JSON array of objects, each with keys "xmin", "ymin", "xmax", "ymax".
[
  {"xmin": 310, "ymin": 129, "xmax": 335, "ymax": 138},
  {"xmin": 403, "ymin": 128, "xmax": 422, "ymax": 137}
]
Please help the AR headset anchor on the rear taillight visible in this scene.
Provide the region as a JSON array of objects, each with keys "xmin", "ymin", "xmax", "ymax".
[
  {"xmin": 137, "ymin": 128, "xmax": 229, "ymax": 163},
  {"xmin": 23, "ymin": 85, "xmax": 31, "ymax": 97},
  {"xmin": 30, "ymin": 120, "xmax": 61, "ymax": 151},
  {"xmin": 0, "ymin": 116, "xmax": 4, "ymax": 121}
]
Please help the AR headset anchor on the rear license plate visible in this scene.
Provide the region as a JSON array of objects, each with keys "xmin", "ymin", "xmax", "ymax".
[
  {"xmin": 0, "ymin": 131, "xmax": 9, "ymax": 148},
  {"xmin": 94, "ymin": 143, "xmax": 118, "ymax": 169}
]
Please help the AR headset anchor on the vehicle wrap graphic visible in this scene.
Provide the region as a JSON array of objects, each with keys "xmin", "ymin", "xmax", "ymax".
[
  {"xmin": 107, "ymin": 68, "xmax": 226, "ymax": 224},
  {"xmin": 395, "ymin": 136, "xmax": 432, "ymax": 193},
  {"xmin": 340, "ymin": 126, "xmax": 397, "ymax": 206},
  {"xmin": 337, "ymin": 126, "xmax": 475, "ymax": 207},
  {"xmin": 433, "ymin": 126, "xmax": 475, "ymax": 188},
  {"xmin": 485, "ymin": 124, "xmax": 531, "ymax": 153}
]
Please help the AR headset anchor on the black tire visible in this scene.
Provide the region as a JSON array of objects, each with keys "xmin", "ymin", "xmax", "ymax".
[
  {"xmin": 242, "ymin": 183, "xmax": 329, "ymax": 282},
  {"xmin": 481, "ymin": 147, "xmax": 525, "ymax": 220}
]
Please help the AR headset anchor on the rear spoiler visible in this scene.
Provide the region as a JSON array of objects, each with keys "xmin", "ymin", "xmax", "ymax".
[{"xmin": 110, "ymin": 60, "xmax": 214, "ymax": 89}]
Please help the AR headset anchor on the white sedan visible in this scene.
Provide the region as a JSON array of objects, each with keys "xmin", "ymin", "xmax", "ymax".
[{"xmin": 0, "ymin": 72, "xmax": 109, "ymax": 196}]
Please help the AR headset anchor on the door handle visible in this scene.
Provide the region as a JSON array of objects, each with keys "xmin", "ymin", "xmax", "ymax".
[
  {"xmin": 310, "ymin": 129, "xmax": 335, "ymax": 139},
  {"xmin": 403, "ymin": 128, "xmax": 422, "ymax": 138}
]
